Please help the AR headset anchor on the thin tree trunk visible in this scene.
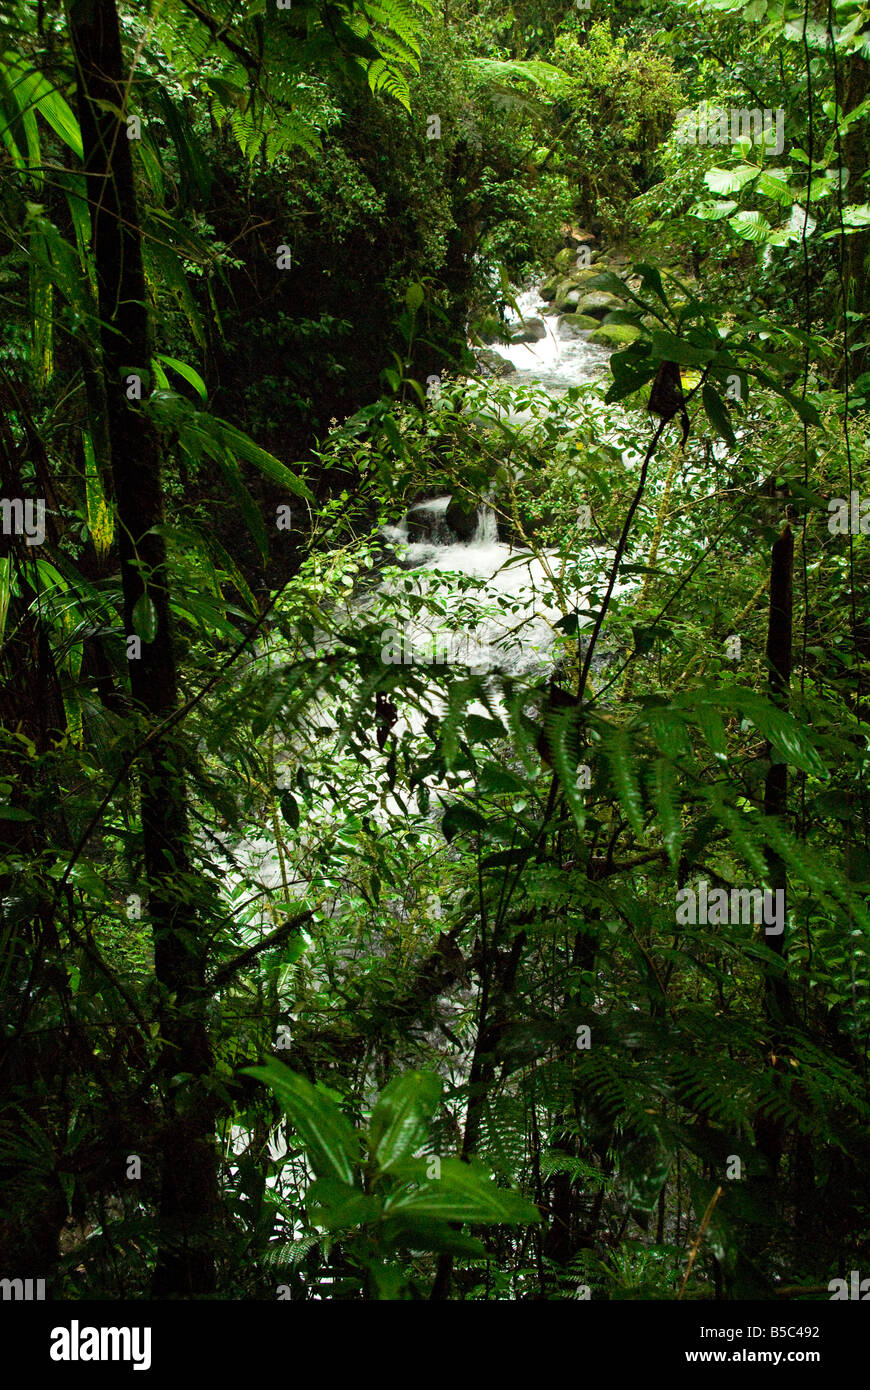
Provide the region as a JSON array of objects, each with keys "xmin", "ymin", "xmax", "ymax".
[
  {"xmin": 66, "ymin": 0, "xmax": 218, "ymax": 1296},
  {"xmin": 750, "ymin": 524, "xmax": 795, "ymax": 1269},
  {"xmin": 430, "ymin": 927, "xmax": 525, "ymax": 1299}
]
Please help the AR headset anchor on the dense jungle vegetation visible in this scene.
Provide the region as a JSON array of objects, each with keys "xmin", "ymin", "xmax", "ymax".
[{"xmin": 0, "ymin": 0, "xmax": 869, "ymax": 1308}]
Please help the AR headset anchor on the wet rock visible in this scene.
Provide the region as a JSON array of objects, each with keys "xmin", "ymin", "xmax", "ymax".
[
  {"xmin": 587, "ymin": 323, "xmax": 641, "ymax": 347},
  {"xmin": 554, "ymin": 277, "xmax": 586, "ymax": 311},
  {"xmin": 574, "ymin": 290, "xmax": 626, "ymax": 320},
  {"xmin": 561, "ymin": 224, "xmax": 597, "ymax": 249},
  {"xmin": 509, "ymin": 315, "xmax": 547, "ymax": 343},
  {"xmin": 475, "ymin": 348, "xmax": 514, "ymax": 378},
  {"xmin": 476, "ymin": 315, "xmax": 508, "ymax": 345},
  {"xmin": 557, "ymin": 313, "xmax": 600, "ymax": 338},
  {"xmin": 446, "ymin": 498, "xmax": 479, "ymax": 540}
]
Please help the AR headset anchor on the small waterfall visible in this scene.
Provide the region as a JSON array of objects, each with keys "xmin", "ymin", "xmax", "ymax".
[
  {"xmin": 472, "ymin": 505, "xmax": 498, "ymax": 546},
  {"xmin": 406, "ymin": 495, "xmax": 455, "ymax": 546},
  {"xmin": 373, "ymin": 284, "xmax": 626, "ymax": 681},
  {"xmin": 497, "ymin": 285, "xmax": 611, "ymax": 391},
  {"xmin": 384, "ymin": 496, "xmax": 498, "ymax": 552}
]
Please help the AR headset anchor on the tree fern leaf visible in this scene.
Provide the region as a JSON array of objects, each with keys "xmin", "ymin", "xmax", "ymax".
[
  {"xmin": 651, "ymin": 757, "xmax": 681, "ymax": 868},
  {"xmin": 604, "ymin": 726, "xmax": 644, "ymax": 835}
]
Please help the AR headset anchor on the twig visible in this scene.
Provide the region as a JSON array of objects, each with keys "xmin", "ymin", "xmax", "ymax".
[{"xmin": 678, "ymin": 1185, "xmax": 723, "ymax": 1300}]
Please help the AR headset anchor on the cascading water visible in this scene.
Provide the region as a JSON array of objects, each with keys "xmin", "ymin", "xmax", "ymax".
[
  {"xmin": 217, "ymin": 279, "xmax": 631, "ymax": 1182},
  {"xmin": 496, "ymin": 287, "xmax": 612, "ymax": 391},
  {"xmin": 218, "ymin": 278, "xmax": 631, "ymax": 962},
  {"xmin": 376, "ymin": 285, "xmax": 626, "ymax": 682}
]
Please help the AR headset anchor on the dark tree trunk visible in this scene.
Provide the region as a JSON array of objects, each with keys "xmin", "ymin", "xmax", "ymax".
[
  {"xmin": 430, "ymin": 927, "xmax": 526, "ymax": 1299},
  {"xmin": 66, "ymin": 0, "xmax": 218, "ymax": 1296},
  {"xmin": 760, "ymin": 523, "xmax": 794, "ymax": 1042},
  {"xmin": 750, "ymin": 524, "xmax": 794, "ymax": 1265}
]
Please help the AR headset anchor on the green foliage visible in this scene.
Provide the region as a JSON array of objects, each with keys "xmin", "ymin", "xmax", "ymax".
[
  {"xmin": 1, "ymin": 0, "xmax": 869, "ymax": 1308},
  {"xmin": 245, "ymin": 1061, "xmax": 538, "ymax": 1297}
]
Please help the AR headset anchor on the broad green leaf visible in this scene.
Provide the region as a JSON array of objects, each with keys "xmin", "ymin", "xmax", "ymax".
[
  {"xmin": 649, "ymin": 330, "xmax": 714, "ymax": 368},
  {"xmin": 634, "ymin": 263, "xmax": 669, "ymax": 306},
  {"xmin": 369, "ymin": 1071, "xmax": 441, "ymax": 1173},
  {"xmin": 704, "ymin": 165, "xmax": 759, "ymax": 195},
  {"xmin": 690, "ymin": 199, "xmax": 738, "ymax": 220},
  {"xmin": 155, "ymin": 354, "xmax": 207, "ymax": 401},
  {"xmin": 306, "ymin": 1177, "xmax": 380, "ymax": 1229},
  {"xmin": 702, "ymin": 382, "xmax": 736, "ymax": 446},
  {"xmin": 728, "ymin": 209, "xmax": 772, "ymax": 242},
  {"xmin": 2, "ymin": 54, "xmax": 82, "ymax": 159},
  {"xmin": 820, "ymin": 203, "xmax": 870, "ymax": 238},
  {"xmin": 152, "ymin": 360, "xmax": 170, "ymax": 390},
  {"xmin": 755, "ymin": 167, "xmax": 793, "ymax": 202},
  {"xmin": 385, "ymin": 1157, "xmax": 540, "ymax": 1224},
  {"xmin": 244, "ymin": 1059, "xmax": 361, "ymax": 1186},
  {"xmin": 216, "ymin": 418, "xmax": 312, "ymax": 499},
  {"xmin": 0, "ymin": 59, "xmax": 40, "ymax": 185},
  {"xmin": 841, "ymin": 203, "xmax": 870, "ymax": 227},
  {"xmin": 379, "ymin": 1215, "xmax": 486, "ymax": 1256},
  {"xmin": 131, "ymin": 593, "xmax": 158, "ymax": 643}
]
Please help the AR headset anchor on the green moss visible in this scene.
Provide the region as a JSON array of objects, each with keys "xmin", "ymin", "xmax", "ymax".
[
  {"xmin": 587, "ymin": 322, "xmax": 641, "ymax": 347},
  {"xmin": 474, "ymin": 315, "xmax": 509, "ymax": 344},
  {"xmin": 558, "ymin": 313, "xmax": 599, "ymax": 334}
]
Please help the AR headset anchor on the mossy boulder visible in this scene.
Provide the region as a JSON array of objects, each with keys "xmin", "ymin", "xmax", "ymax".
[
  {"xmin": 554, "ymin": 277, "xmax": 591, "ymax": 310},
  {"xmin": 539, "ymin": 275, "xmax": 560, "ymax": 302},
  {"xmin": 557, "ymin": 313, "xmax": 600, "ymax": 338},
  {"xmin": 475, "ymin": 348, "xmax": 514, "ymax": 378},
  {"xmin": 509, "ymin": 315, "xmax": 547, "ymax": 343},
  {"xmin": 475, "ymin": 315, "xmax": 508, "ymax": 345},
  {"xmin": 575, "ymin": 290, "xmax": 626, "ymax": 320},
  {"xmin": 587, "ymin": 323, "xmax": 641, "ymax": 347},
  {"xmin": 554, "ymin": 246, "xmax": 578, "ymax": 274}
]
